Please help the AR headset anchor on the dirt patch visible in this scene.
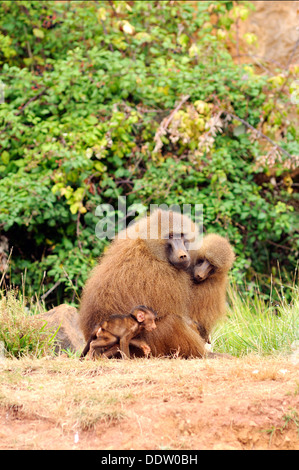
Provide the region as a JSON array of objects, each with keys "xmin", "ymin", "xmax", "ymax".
[{"xmin": 0, "ymin": 356, "xmax": 298, "ymax": 450}]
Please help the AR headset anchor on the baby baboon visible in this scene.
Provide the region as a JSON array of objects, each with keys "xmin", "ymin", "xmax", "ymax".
[
  {"xmin": 80, "ymin": 209, "xmax": 208, "ymax": 358},
  {"xmin": 189, "ymin": 234, "xmax": 235, "ymax": 336},
  {"xmin": 80, "ymin": 305, "xmax": 157, "ymax": 359}
]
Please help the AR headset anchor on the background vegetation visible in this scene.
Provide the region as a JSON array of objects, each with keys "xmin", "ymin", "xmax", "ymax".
[{"xmin": 0, "ymin": 0, "xmax": 298, "ymax": 311}]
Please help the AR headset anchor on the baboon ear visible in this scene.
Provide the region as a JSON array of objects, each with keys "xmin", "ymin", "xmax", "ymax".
[
  {"xmin": 136, "ymin": 311, "xmax": 145, "ymax": 322},
  {"xmin": 96, "ymin": 327, "xmax": 102, "ymax": 337}
]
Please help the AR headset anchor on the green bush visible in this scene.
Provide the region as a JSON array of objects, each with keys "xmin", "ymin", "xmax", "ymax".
[{"xmin": 0, "ymin": 1, "xmax": 298, "ymax": 305}]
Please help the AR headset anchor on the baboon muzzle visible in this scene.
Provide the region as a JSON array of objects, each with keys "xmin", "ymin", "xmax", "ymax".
[
  {"xmin": 168, "ymin": 238, "xmax": 191, "ymax": 269},
  {"xmin": 193, "ymin": 260, "xmax": 213, "ymax": 282}
]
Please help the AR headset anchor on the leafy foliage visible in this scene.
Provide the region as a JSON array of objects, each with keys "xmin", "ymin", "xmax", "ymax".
[{"xmin": 0, "ymin": 1, "xmax": 298, "ymax": 304}]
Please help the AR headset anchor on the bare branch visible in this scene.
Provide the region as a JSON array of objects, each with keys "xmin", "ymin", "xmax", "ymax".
[
  {"xmin": 16, "ymin": 88, "xmax": 48, "ymax": 115},
  {"xmin": 153, "ymin": 95, "xmax": 190, "ymax": 153},
  {"xmin": 224, "ymin": 111, "xmax": 294, "ymax": 159},
  {"xmin": 41, "ymin": 280, "xmax": 62, "ymax": 301}
]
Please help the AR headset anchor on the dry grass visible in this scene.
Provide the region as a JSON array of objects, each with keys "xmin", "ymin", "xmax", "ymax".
[
  {"xmin": 0, "ymin": 354, "xmax": 298, "ymax": 435},
  {"xmin": 1, "ymin": 354, "xmax": 299, "ymax": 449},
  {"xmin": 0, "ymin": 356, "xmax": 132, "ymax": 430}
]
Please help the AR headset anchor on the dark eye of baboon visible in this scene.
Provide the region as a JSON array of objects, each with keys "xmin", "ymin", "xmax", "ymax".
[
  {"xmin": 168, "ymin": 244, "xmax": 174, "ymax": 255},
  {"xmin": 196, "ymin": 259, "xmax": 204, "ymax": 266},
  {"xmin": 169, "ymin": 233, "xmax": 173, "ymax": 239}
]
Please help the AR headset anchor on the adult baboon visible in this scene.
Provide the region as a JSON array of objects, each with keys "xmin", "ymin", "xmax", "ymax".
[
  {"xmin": 79, "ymin": 209, "xmax": 207, "ymax": 357},
  {"xmin": 189, "ymin": 234, "xmax": 235, "ymax": 336}
]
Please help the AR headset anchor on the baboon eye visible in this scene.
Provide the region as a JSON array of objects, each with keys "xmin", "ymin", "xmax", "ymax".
[
  {"xmin": 196, "ymin": 259, "xmax": 204, "ymax": 266},
  {"xmin": 169, "ymin": 233, "xmax": 173, "ymax": 239}
]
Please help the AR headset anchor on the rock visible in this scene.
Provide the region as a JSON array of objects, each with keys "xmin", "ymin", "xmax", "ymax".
[
  {"xmin": 38, "ymin": 304, "xmax": 85, "ymax": 354},
  {"xmin": 239, "ymin": 1, "xmax": 299, "ymax": 67}
]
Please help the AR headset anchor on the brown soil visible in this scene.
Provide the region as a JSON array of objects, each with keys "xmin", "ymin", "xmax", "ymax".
[{"xmin": 0, "ymin": 355, "xmax": 298, "ymax": 450}]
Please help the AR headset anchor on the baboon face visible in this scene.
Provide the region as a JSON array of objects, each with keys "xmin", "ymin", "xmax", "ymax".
[
  {"xmin": 142, "ymin": 311, "xmax": 157, "ymax": 332},
  {"xmin": 165, "ymin": 233, "xmax": 191, "ymax": 270},
  {"xmin": 193, "ymin": 259, "xmax": 215, "ymax": 283},
  {"xmin": 133, "ymin": 307, "xmax": 157, "ymax": 332}
]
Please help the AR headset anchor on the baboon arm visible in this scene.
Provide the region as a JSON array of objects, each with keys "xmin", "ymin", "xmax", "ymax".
[
  {"xmin": 129, "ymin": 338, "xmax": 151, "ymax": 356},
  {"xmin": 119, "ymin": 332, "xmax": 136, "ymax": 358}
]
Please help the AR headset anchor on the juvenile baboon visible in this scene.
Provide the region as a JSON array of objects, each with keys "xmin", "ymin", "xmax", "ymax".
[
  {"xmin": 189, "ymin": 234, "xmax": 235, "ymax": 336},
  {"xmin": 80, "ymin": 209, "xmax": 207, "ymax": 358},
  {"xmin": 80, "ymin": 305, "xmax": 157, "ymax": 359}
]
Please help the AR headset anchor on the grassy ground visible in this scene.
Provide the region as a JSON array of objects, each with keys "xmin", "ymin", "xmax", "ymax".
[
  {"xmin": 0, "ymin": 355, "xmax": 298, "ymax": 449},
  {"xmin": 0, "ymin": 284, "xmax": 298, "ymax": 449}
]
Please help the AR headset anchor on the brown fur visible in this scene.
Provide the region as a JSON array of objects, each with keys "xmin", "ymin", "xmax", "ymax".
[
  {"xmin": 79, "ymin": 210, "xmax": 206, "ymax": 358},
  {"xmin": 193, "ymin": 320, "xmax": 210, "ymax": 344},
  {"xmin": 189, "ymin": 234, "xmax": 235, "ymax": 335}
]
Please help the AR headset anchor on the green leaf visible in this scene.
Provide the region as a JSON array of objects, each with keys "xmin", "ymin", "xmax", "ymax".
[
  {"xmin": 33, "ymin": 28, "xmax": 45, "ymax": 39},
  {"xmin": 1, "ymin": 151, "xmax": 10, "ymax": 165},
  {"xmin": 178, "ymin": 34, "xmax": 190, "ymax": 47},
  {"xmin": 94, "ymin": 161, "xmax": 107, "ymax": 173}
]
